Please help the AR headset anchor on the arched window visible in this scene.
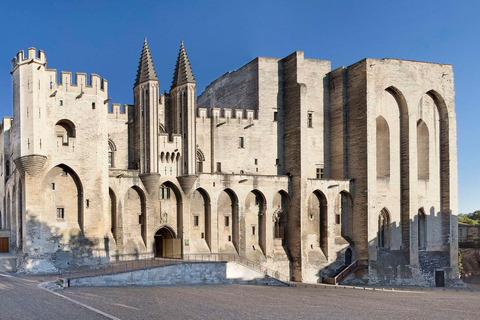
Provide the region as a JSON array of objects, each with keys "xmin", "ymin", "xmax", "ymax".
[
  {"xmin": 55, "ymin": 119, "xmax": 76, "ymax": 146},
  {"xmin": 418, "ymin": 208, "xmax": 427, "ymax": 250},
  {"xmin": 417, "ymin": 119, "xmax": 429, "ymax": 180},
  {"xmin": 108, "ymin": 139, "xmax": 116, "ymax": 168},
  {"xmin": 376, "ymin": 116, "xmax": 390, "ymax": 179},
  {"xmin": 378, "ymin": 208, "xmax": 390, "ymax": 248},
  {"xmin": 196, "ymin": 149, "xmax": 205, "ymax": 173},
  {"xmin": 5, "ymin": 160, "xmax": 9, "ymax": 177}
]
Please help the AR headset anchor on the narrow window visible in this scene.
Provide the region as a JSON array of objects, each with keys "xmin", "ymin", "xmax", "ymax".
[
  {"xmin": 254, "ymin": 159, "xmax": 258, "ymax": 165},
  {"xmin": 59, "ymin": 100, "xmax": 63, "ymax": 106},
  {"xmin": 139, "ymin": 214, "xmax": 143, "ymax": 225},
  {"xmin": 52, "ymin": 183, "xmax": 55, "ymax": 190},
  {"xmin": 335, "ymin": 214, "xmax": 340, "ymax": 225},
  {"xmin": 56, "ymin": 207, "xmax": 65, "ymax": 220},
  {"xmin": 5, "ymin": 161, "xmax": 10, "ymax": 176},
  {"xmin": 159, "ymin": 185, "xmax": 170, "ymax": 200},
  {"xmin": 252, "ymin": 226, "xmax": 256, "ymax": 236},
  {"xmin": 273, "ymin": 112, "xmax": 278, "ymax": 122},
  {"xmin": 92, "ymin": 102, "xmax": 96, "ymax": 109},
  {"xmin": 201, "ymin": 232, "xmax": 205, "ymax": 239},
  {"xmin": 308, "ymin": 113, "xmax": 313, "ymax": 128},
  {"xmin": 194, "ymin": 215, "xmax": 199, "ymax": 227},
  {"xmin": 228, "ymin": 235, "xmax": 232, "ymax": 242},
  {"xmin": 239, "ymin": 137, "xmax": 244, "ymax": 148},
  {"xmin": 275, "ymin": 159, "xmax": 280, "ymax": 166},
  {"xmin": 225, "ymin": 216, "xmax": 230, "ymax": 227},
  {"xmin": 216, "ymin": 162, "xmax": 222, "ymax": 173},
  {"xmin": 108, "ymin": 152, "xmax": 113, "ymax": 168}
]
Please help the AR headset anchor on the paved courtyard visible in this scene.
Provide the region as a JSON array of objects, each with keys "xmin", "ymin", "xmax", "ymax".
[{"xmin": 1, "ymin": 272, "xmax": 480, "ymax": 319}]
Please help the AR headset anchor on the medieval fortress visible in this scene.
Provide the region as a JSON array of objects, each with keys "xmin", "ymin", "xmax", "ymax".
[{"xmin": 0, "ymin": 39, "xmax": 459, "ymax": 285}]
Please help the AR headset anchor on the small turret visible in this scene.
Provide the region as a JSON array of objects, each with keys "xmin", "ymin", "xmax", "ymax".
[
  {"xmin": 171, "ymin": 41, "xmax": 196, "ymax": 89},
  {"xmin": 169, "ymin": 41, "xmax": 197, "ymax": 178},
  {"xmin": 133, "ymin": 38, "xmax": 160, "ymax": 192},
  {"xmin": 134, "ymin": 38, "xmax": 158, "ymax": 87}
]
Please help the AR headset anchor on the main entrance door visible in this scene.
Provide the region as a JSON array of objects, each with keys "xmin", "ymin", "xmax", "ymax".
[{"xmin": 154, "ymin": 227, "xmax": 181, "ymax": 258}]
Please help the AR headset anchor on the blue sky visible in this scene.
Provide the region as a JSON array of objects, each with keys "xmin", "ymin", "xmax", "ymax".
[{"xmin": 0, "ymin": 0, "xmax": 478, "ymax": 213}]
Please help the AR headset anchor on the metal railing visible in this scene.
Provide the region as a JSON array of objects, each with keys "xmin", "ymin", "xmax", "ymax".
[
  {"xmin": 59, "ymin": 253, "xmax": 291, "ymax": 285},
  {"xmin": 324, "ymin": 259, "xmax": 368, "ymax": 285}
]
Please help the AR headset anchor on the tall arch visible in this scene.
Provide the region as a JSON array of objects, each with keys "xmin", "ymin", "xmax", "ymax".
[
  {"xmin": 426, "ymin": 90, "xmax": 451, "ymax": 246},
  {"xmin": 245, "ymin": 190, "xmax": 267, "ymax": 254},
  {"xmin": 417, "ymin": 119, "xmax": 429, "ymax": 180},
  {"xmin": 196, "ymin": 149, "xmax": 205, "ymax": 173},
  {"xmin": 44, "ymin": 164, "xmax": 84, "ymax": 232},
  {"xmin": 272, "ymin": 191, "xmax": 290, "ymax": 244},
  {"xmin": 191, "ymin": 188, "xmax": 212, "ymax": 251},
  {"xmin": 124, "ymin": 186, "xmax": 146, "ymax": 246},
  {"xmin": 385, "ymin": 87, "xmax": 410, "ymax": 258},
  {"xmin": 376, "ymin": 115, "xmax": 390, "ymax": 179},
  {"xmin": 109, "ymin": 188, "xmax": 117, "ymax": 241},
  {"xmin": 340, "ymin": 191, "xmax": 353, "ymax": 240},
  {"xmin": 218, "ymin": 189, "xmax": 239, "ymax": 253},
  {"xmin": 160, "ymin": 181, "xmax": 183, "ymax": 244},
  {"xmin": 378, "ymin": 208, "xmax": 391, "ymax": 248},
  {"xmin": 418, "ymin": 208, "xmax": 427, "ymax": 250},
  {"xmin": 308, "ymin": 190, "xmax": 328, "ymax": 256}
]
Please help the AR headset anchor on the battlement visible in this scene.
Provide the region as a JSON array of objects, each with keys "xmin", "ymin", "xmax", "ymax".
[
  {"xmin": 12, "ymin": 47, "xmax": 46, "ymax": 69},
  {"xmin": 107, "ymin": 103, "xmax": 128, "ymax": 120},
  {"xmin": 196, "ymin": 107, "xmax": 257, "ymax": 121},
  {"xmin": 48, "ymin": 70, "xmax": 108, "ymax": 97}
]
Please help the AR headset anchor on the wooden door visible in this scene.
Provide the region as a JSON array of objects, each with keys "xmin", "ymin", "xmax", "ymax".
[{"xmin": 0, "ymin": 238, "xmax": 9, "ymax": 253}]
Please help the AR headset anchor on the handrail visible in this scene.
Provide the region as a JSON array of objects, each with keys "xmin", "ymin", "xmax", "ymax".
[
  {"xmin": 324, "ymin": 259, "xmax": 368, "ymax": 285},
  {"xmin": 59, "ymin": 253, "xmax": 291, "ymax": 285}
]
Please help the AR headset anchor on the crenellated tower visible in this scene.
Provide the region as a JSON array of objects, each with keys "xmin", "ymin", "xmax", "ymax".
[
  {"xmin": 170, "ymin": 41, "xmax": 197, "ymax": 176},
  {"xmin": 133, "ymin": 38, "xmax": 161, "ymax": 192},
  {"xmin": 11, "ymin": 48, "xmax": 48, "ymax": 178}
]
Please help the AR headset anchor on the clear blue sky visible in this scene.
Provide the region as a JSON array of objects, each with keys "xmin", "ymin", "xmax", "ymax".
[{"xmin": 0, "ymin": 0, "xmax": 478, "ymax": 213}]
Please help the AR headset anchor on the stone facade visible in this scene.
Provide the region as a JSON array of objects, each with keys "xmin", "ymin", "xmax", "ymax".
[{"xmin": 0, "ymin": 40, "xmax": 460, "ymax": 286}]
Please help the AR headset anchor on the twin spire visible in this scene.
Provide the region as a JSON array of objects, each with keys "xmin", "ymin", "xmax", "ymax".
[
  {"xmin": 134, "ymin": 38, "xmax": 195, "ymax": 89},
  {"xmin": 134, "ymin": 38, "xmax": 158, "ymax": 86},
  {"xmin": 171, "ymin": 41, "xmax": 196, "ymax": 89}
]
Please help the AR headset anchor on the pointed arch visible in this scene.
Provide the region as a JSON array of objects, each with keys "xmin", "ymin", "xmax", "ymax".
[
  {"xmin": 160, "ymin": 180, "xmax": 183, "ymax": 245},
  {"xmin": 55, "ymin": 119, "xmax": 76, "ymax": 146},
  {"xmin": 44, "ymin": 164, "xmax": 84, "ymax": 232},
  {"xmin": 309, "ymin": 190, "xmax": 328, "ymax": 256},
  {"xmin": 124, "ymin": 186, "xmax": 147, "ymax": 246},
  {"xmin": 417, "ymin": 119, "xmax": 429, "ymax": 180},
  {"xmin": 385, "ymin": 86, "xmax": 410, "ymax": 259},
  {"xmin": 218, "ymin": 188, "xmax": 239, "ymax": 253},
  {"xmin": 340, "ymin": 190, "xmax": 353, "ymax": 240},
  {"xmin": 192, "ymin": 188, "xmax": 212, "ymax": 251},
  {"xmin": 109, "ymin": 188, "xmax": 117, "ymax": 241},
  {"xmin": 196, "ymin": 148, "xmax": 205, "ymax": 173},
  {"xmin": 418, "ymin": 208, "xmax": 427, "ymax": 250},
  {"xmin": 426, "ymin": 90, "xmax": 451, "ymax": 245},
  {"xmin": 272, "ymin": 190, "xmax": 290, "ymax": 242},
  {"xmin": 378, "ymin": 208, "xmax": 391, "ymax": 248},
  {"xmin": 376, "ymin": 115, "xmax": 390, "ymax": 179},
  {"xmin": 108, "ymin": 138, "xmax": 116, "ymax": 168},
  {"xmin": 245, "ymin": 189, "xmax": 267, "ymax": 254}
]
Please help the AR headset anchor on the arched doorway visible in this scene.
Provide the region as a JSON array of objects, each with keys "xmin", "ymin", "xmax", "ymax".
[
  {"xmin": 345, "ymin": 248, "xmax": 353, "ymax": 265},
  {"xmin": 154, "ymin": 227, "xmax": 176, "ymax": 258}
]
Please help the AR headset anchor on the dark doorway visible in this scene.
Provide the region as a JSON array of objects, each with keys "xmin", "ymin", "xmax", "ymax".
[
  {"xmin": 154, "ymin": 227, "xmax": 179, "ymax": 258},
  {"xmin": 345, "ymin": 248, "xmax": 353, "ymax": 265},
  {"xmin": 435, "ymin": 270, "xmax": 445, "ymax": 287}
]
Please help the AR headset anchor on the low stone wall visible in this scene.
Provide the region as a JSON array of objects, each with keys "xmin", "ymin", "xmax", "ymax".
[{"xmin": 63, "ymin": 262, "xmax": 287, "ymax": 287}]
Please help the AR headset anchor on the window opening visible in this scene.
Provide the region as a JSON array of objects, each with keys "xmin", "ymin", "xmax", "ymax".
[
  {"xmin": 225, "ymin": 216, "xmax": 230, "ymax": 227},
  {"xmin": 193, "ymin": 215, "xmax": 199, "ymax": 227},
  {"xmin": 308, "ymin": 113, "xmax": 313, "ymax": 128},
  {"xmin": 159, "ymin": 185, "xmax": 171, "ymax": 200},
  {"xmin": 56, "ymin": 207, "xmax": 65, "ymax": 220}
]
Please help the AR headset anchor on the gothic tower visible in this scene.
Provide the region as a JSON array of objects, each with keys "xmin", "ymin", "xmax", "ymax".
[
  {"xmin": 170, "ymin": 41, "xmax": 197, "ymax": 176},
  {"xmin": 133, "ymin": 38, "xmax": 160, "ymax": 192}
]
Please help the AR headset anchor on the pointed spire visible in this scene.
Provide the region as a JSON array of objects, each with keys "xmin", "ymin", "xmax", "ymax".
[
  {"xmin": 171, "ymin": 41, "xmax": 195, "ymax": 89},
  {"xmin": 134, "ymin": 38, "xmax": 158, "ymax": 87}
]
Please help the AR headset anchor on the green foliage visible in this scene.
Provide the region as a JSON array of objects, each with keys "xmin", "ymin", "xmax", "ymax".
[{"xmin": 458, "ymin": 211, "xmax": 480, "ymax": 225}]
